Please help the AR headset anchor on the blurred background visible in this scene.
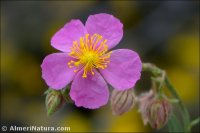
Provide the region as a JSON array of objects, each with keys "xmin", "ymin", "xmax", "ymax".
[{"xmin": 1, "ymin": 1, "xmax": 199, "ymax": 132}]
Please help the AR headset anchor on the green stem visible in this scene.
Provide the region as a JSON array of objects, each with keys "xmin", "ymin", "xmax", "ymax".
[
  {"xmin": 142, "ymin": 63, "xmax": 191, "ymax": 132},
  {"xmin": 165, "ymin": 77, "xmax": 191, "ymax": 132}
]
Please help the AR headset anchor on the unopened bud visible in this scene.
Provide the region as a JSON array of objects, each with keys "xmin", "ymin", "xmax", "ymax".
[
  {"xmin": 146, "ymin": 98, "xmax": 171, "ymax": 129},
  {"xmin": 45, "ymin": 89, "xmax": 65, "ymax": 116},
  {"xmin": 111, "ymin": 89, "xmax": 136, "ymax": 116},
  {"xmin": 138, "ymin": 89, "xmax": 155, "ymax": 125}
]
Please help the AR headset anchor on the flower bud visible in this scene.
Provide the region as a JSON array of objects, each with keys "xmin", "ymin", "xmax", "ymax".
[
  {"xmin": 146, "ymin": 99, "xmax": 171, "ymax": 129},
  {"xmin": 45, "ymin": 89, "xmax": 65, "ymax": 116},
  {"xmin": 111, "ymin": 89, "xmax": 136, "ymax": 116},
  {"xmin": 138, "ymin": 89, "xmax": 155, "ymax": 125}
]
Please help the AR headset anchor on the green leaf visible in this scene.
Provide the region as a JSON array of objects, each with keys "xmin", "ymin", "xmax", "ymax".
[
  {"xmin": 167, "ymin": 114, "xmax": 184, "ymax": 132},
  {"xmin": 165, "ymin": 77, "xmax": 191, "ymax": 132},
  {"xmin": 61, "ymin": 86, "xmax": 73, "ymax": 103}
]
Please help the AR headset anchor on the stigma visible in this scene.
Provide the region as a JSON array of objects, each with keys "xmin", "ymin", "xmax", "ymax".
[{"xmin": 68, "ymin": 34, "xmax": 112, "ymax": 78}]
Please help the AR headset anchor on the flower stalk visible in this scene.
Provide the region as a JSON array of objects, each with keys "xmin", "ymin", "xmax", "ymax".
[{"xmin": 142, "ymin": 63, "xmax": 196, "ymax": 132}]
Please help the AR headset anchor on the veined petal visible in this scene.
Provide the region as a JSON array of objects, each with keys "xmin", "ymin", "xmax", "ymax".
[
  {"xmin": 85, "ymin": 13, "xmax": 123, "ymax": 50},
  {"xmin": 51, "ymin": 19, "xmax": 87, "ymax": 52},
  {"xmin": 41, "ymin": 53, "xmax": 76, "ymax": 90},
  {"xmin": 70, "ymin": 69, "xmax": 109, "ymax": 109},
  {"xmin": 99, "ymin": 49, "xmax": 142, "ymax": 90}
]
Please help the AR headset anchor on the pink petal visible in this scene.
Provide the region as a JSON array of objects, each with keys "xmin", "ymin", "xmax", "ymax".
[
  {"xmin": 41, "ymin": 53, "xmax": 76, "ymax": 90},
  {"xmin": 99, "ymin": 49, "xmax": 142, "ymax": 90},
  {"xmin": 70, "ymin": 69, "xmax": 109, "ymax": 109},
  {"xmin": 85, "ymin": 13, "xmax": 123, "ymax": 50},
  {"xmin": 51, "ymin": 20, "xmax": 87, "ymax": 52}
]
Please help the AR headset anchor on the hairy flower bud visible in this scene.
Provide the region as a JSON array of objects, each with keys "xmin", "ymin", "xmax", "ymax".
[
  {"xmin": 45, "ymin": 89, "xmax": 65, "ymax": 116},
  {"xmin": 146, "ymin": 99, "xmax": 171, "ymax": 129},
  {"xmin": 138, "ymin": 89, "xmax": 155, "ymax": 125},
  {"xmin": 111, "ymin": 89, "xmax": 136, "ymax": 116}
]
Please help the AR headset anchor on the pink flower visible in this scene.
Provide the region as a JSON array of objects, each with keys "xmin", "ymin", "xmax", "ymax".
[{"xmin": 41, "ymin": 13, "xmax": 142, "ymax": 109}]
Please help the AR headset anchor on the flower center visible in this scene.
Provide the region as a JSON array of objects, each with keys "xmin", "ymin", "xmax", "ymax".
[{"xmin": 68, "ymin": 34, "xmax": 112, "ymax": 78}]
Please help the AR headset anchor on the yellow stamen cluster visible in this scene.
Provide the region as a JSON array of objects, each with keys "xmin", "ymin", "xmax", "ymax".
[{"xmin": 68, "ymin": 34, "xmax": 112, "ymax": 78}]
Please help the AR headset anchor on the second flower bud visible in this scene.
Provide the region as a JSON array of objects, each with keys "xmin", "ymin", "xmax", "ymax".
[{"xmin": 111, "ymin": 89, "xmax": 136, "ymax": 116}]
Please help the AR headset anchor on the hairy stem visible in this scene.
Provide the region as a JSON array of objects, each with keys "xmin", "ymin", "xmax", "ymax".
[
  {"xmin": 142, "ymin": 63, "xmax": 191, "ymax": 132},
  {"xmin": 189, "ymin": 117, "xmax": 200, "ymax": 129}
]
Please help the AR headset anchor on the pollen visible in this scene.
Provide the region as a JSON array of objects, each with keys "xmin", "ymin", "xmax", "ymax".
[{"xmin": 68, "ymin": 34, "xmax": 112, "ymax": 78}]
